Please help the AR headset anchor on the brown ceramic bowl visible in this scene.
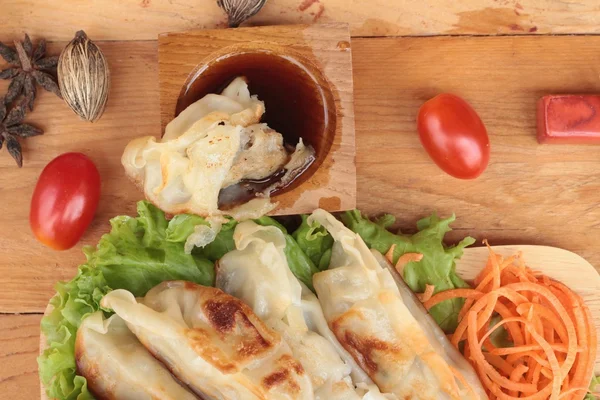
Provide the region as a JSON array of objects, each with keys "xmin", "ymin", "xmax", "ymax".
[{"xmin": 175, "ymin": 42, "xmax": 336, "ymax": 195}]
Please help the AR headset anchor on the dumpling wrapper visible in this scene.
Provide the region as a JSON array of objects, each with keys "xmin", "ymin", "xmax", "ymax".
[
  {"xmin": 163, "ymin": 76, "xmax": 264, "ymax": 142},
  {"xmin": 308, "ymin": 209, "xmax": 488, "ymax": 400},
  {"xmin": 101, "ymin": 281, "xmax": 313, "ymax": 400},
  {"xmin": 216, "ymin": 221, "xmax": 393, "ymax": 400},
  {"xmin": 75, "ymin": 311, "xmax": 198, "ymax": 400},
  {"xmin": 370, "ymin": 249, "xmax": 487, "ymax": 400},
  {"xmin": 123, "ymin": 118, "xmax": 278, "ymax": 218},
  {"xmin": 122, "ymin": 77, "xmax": 279, "ymax": 219}
]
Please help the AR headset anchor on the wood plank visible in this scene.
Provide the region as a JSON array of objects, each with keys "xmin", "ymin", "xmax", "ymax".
[
  {"xmin": 1, "ymin": 0, "xmax": 600, "ymax": 41},
  {"xmin": 0, "ymin": 314, "xmax": 42, "ymax": 400},
  {"xmin": 352, "ymin": 35, "xmax": 600, "ymax": 274},
  {"xmin": 0, "ymin": 41, "xmax": 156, "ymax": 312},
  {"xmin": 2, "ymin": 36, "xmax": 600, "ymax": 314},
  {"xmin": 456, "ymin": 245, "xmax": 600, "ymax": 373}
]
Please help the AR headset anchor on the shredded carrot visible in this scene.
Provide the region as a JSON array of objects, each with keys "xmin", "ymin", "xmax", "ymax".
[
  {"xmin": 485, "ymin": 353, "xmax": 515, "ymax": 376},
  {"xmin": 384, "ymin": 244, "xmax": 396, "ymax": 264},
  {"xmin": 432, "ymin": 246, "xmax": 597, "ymax": 400},
  {"xmin": 417, "ymin": 284, "xmax": 435, "ymax": 303},
  {"xmin": 489, "ymin": 344, "xmax": 581, "ymax": 356},
  {"xmin": 509, "ymin": 364, "xmax": 529, "ymax": 396},
  {"xmin": 506, "ymin": 351, "xmax": 551, "ymax": 369},
  {"xmin": 394, "ymin": 252, "xmax": 423, "ymax": 276},
  {"xmin": 424, "ymin": 289, "xmax": 483, "ymax": 311}
]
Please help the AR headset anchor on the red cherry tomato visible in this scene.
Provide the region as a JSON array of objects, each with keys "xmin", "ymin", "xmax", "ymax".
[
  {"xmin": 417, "ymin": 94, "xmax": 490, "ymax": 179},
  {"xmin": 30, "ymin": 153, "xmax": 101, "ymax": 250}
]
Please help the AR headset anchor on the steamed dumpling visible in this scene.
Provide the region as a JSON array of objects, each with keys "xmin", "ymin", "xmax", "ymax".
[
  {"xmin": 101, "ymin": 281, "xmax": 313, "ymax": 400},
  {"xmin": 216, "ymin": 221, "xmax": 393, "ymax": 400},
  {"xmin": 75, "ymin": 311, "xmax": 198, "ymax": 400},
  {"xmin": 308, "ymin": 209, "xmax": 487, "ymax": 400}
]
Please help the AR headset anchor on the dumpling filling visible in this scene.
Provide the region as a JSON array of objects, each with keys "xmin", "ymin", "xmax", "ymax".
[{"xmin": 122, "ymin": 77, "xmax": 315, "ymax": 220}]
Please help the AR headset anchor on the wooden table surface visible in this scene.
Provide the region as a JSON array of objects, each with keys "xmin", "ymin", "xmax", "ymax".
[{"xmin": 2, "ymin": 1, "xmax": 600, "ymax": 398}]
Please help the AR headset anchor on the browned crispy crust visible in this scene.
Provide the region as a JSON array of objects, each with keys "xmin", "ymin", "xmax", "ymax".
[
  {"xmin": 261, "ymin": 354, "xmax": 304, "ymax": 395},
  {"xmin": 174, "ymin": 286, "xmax": 279, "ymax": 376},
  {"xmin": 146, "ymin": 282, "xmax": 291, "ymax": 374},
  {"xmin": 174, "ymin": 281, "xmax": 306, "ymax": 396},
  {"xmin": 79, "ymin": 281, "xmax": 307, "ymax": 399}
]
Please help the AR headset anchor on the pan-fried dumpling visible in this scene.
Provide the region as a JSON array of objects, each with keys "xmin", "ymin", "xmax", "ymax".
[
  {"xmin": 300, "ymin": 284, "xmax": 380, "ymax": 389},
  {"xmin": 101, "ymin": 281, "xmax": 313, "ymax": 400},
  {"xmin": 122, "ymin": 76, "xmax": 317, "ymax": 220},
  {"xmin": 308, "ymin": 209, "xmax": 487, "ymax": 400},
  {"xmin": 122, "ymin": 122, "xmax": 247, "ymax": 217},
  {"xmin": 121, "ymin": 77, "xmax": 283, "ymax": 219},
  {"xmin": 369, "ymin": 249, "xmax": 487, "ymax": 399},
  {"xmin": 216, "ymin": 221, "xmax": 393, "ymax": 400},
  {"xmin": 75, "ymin": 311, "xmax": 198, "ymax": 400}
]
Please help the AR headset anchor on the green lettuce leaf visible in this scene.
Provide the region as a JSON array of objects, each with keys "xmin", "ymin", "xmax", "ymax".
[
  {"xmin": 164, "ymin": 214, "xmax": 205, "ymax": 242},
  {"xmin": 585, "ymin": 375, "xmax": 600, "ymax": 399},
  {"xmin": 87, "ymin": 201, "xmax": 214, "ymax": 296},
  {"xmin": 341, "ymin": 210, "xmax": 475, "ymax": 333},
  {"xmin": 292, "ymin": 215, "xmax": 333, "ymax": 271},
  {"xmin": 38, "ymin": 265, "xmax": 110, "ymax": 400},
  {"xmin": 488, "ymin": 314, "xmax": 513, "ymax": 349},
  {"xmin": 38, "ymin": 201, "xmax": 215, "ymax": 400},
  {"xmin": 165, "ymin": 213, "xmax": 238, "ymax": 261},
  {"xmin": 193, "ymin": 219, "xmax": 238, "ymax": 261},
  {"xmin": 255, "ymin": 216, "xmax": 319, "ymax": 290}
]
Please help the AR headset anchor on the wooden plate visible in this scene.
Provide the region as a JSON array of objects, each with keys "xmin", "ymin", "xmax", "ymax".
[
  {"xmin": 39, "ymin": 245, "xmax": 600, "ymax": 399},
  {"xmin": 457, "ymin": 245, "xmax": 600, "ymax": 375}
]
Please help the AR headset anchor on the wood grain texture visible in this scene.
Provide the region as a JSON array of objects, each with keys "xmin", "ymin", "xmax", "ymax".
[
  {"xmin": 352, "ymin": 35, "xmax": 600, "ymax": 276},
  {"xmin": 158, "ymin": 24, "xmax": 356, "ymax": 215},
  {"xmin": 0, "ymin": 41, "xmax": 158, "ymax": 312},
  {"xmin": 34, "ymin": 245, "xmax": 600, "ymax": 400},
  {"xmin": 2, "ymin": 36, "xmax": 600, "ymax": 314},
  {"xmin": 2, "ymin": 0, "xmax": 600, "ymax": 41},
  {"xmin": 0, "ymin": 314, "xmax": 42, "ymax": 400}
]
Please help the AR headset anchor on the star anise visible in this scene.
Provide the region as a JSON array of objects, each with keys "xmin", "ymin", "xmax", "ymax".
[
  {"xmin": 0, "ymin": 97, "xmax": 43, "ymax": 167},
  {"xmin": 0, "ymin": 34, "xmax": 61, "ymax": 111}
]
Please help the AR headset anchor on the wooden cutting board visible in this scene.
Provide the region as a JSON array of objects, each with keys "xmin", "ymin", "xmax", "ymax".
[
  {"xmin": 39, "ymin": 244, "xmax": 600, "ymax": 400},
  {"xmin": 4, "ymin": 36, "xmax": 600, "ymax": 314}
]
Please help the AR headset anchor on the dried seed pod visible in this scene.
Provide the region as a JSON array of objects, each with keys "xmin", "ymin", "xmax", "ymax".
[
  {"xmin": 217, "ymin": 0, "xmax": 267, "ymax": 27},
  {"xmin": 58, "ymin": 31, "xmax": 110, "ymax": 122}
]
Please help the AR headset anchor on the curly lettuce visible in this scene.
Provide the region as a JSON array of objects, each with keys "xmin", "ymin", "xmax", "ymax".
[
  {"xmin": 292, "ymin": 215, "xmax": 333, "ymax": 271},
  {"xmin": 165, "ymin": 214, "xmax": 238, "ymax": 261}
]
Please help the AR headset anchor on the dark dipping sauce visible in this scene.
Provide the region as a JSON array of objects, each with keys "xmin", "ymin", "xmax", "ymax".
[{"xmin": 174, "ymin": 48, "xmax": 336, "ymax": 209}]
